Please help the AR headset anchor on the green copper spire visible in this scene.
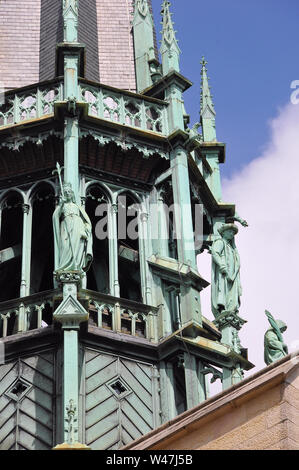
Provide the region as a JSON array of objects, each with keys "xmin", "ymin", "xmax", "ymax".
[
  {"xmin": 63, "ymin": 0, "xmax": 78, "ymax": 43},
  {"xmin": 160, "ymin": 1, "xmax": 181, "ymax": 75},
  {"xmin": 61, "ymin": 0, "xmax": 80, "ymax": 201},
  {"xmin": 200, "ymin": 57, "xmax": 217, "ymax": 142},
  {"xmin": 200, "ymin": 57, "xmax": 222, "ymax": 201},
  {"xmin": 133, "ymin": 0, "xmax": 161, "ymax": 92}
]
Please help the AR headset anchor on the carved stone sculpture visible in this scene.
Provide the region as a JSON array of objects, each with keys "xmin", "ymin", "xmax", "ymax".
[
  {"xmin": 211, "ymin": 223, "xmax": 241, "ymax": 317},
  {"xmin": 264, "ymin": 310, "xmax": 288, "ymax": 365},
  {"xmin": 53, "ymin": 182, "xmax": 93, "ymax": 274}
]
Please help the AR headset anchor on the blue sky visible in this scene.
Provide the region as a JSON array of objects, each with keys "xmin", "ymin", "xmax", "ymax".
[
  {"xmin": 153, "ymin": 1, "xmax": 299, "ymax": 373},
  {"xmin": 152, "ymin": 0, "xmax": 299, "ymax": 177}
]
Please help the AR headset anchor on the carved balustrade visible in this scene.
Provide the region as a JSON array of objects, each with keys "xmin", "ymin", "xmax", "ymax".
[
  {"xmin": 82, "ymin": 289, "xmax": 158, "ymax": 343},
  {"xmin": 0, "ymin": 79, "xmax": 169, "ymax": 137},
  {"xmin": 0, "ymin": 288, "xmax": 158, "ymax": 343},
  {"xmin": 0, "ymin": 290, "xmax": 57, "ymax": 338},
  {"xmin": 0, "ymin": 80, "xmax": 64, "ymax": 129},
  {"xmin": 79, "ymin": 80, "xmax": 168, "ymax": 135}
]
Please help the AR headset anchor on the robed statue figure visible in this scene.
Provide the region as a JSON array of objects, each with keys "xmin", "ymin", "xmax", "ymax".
[
  {"xmin": 211, "ymin": 223, "xmax": 241, "ymax": 317},
  {"xmin": 53, "ymin": 182, "xmax": 93, "ymax": 273},
  {"xmin": 264, "ymin": 310, "xmax": 288, "ymax": 365}
]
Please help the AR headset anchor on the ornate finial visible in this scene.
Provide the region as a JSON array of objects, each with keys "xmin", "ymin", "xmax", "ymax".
[
  {"xmin": 63, "ymin": 0, "xmax": 78, "ymax": 9},
  {"xmin": 136, "ymin": 0, "xmax": 149, "ymax": 17},
  {"xmin": 200, "ymin": 56, "xmax": 208, "ymax": 68},
  {"xmin": 160, "ymin": 1, "xmax": 181, "ymax": 74},
  {"xmin": 63, "ymin": 0, "xmax": 78, "ymax": 43},
  {"xmin": 133, "ymin": 0, "xmax": 152, "ymax": 24},
  {"xmin": 200, "ymin": 56, "xmax": 217, "ymax": 142},
  {"xmin": 200, "ymin": 56, "xmax": 215, "ymax": 113},
  {"xmin": 161, "ymin": 1, "xmax": 175, "ymax": 45}
]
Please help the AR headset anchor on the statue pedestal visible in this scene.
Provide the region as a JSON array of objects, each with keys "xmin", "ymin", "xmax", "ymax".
[
  {"xmin": 53, "ymin": 442, "xmax": 91, "ymax": 450},
  {"xmin": 214, "ymin": 311, "xmax": 247, "ymax": 389},
  {"xmin": 214, "ymin": 311, "xmax": 246, "ymax": 351}
]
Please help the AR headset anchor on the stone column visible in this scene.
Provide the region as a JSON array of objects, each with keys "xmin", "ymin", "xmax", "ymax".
[
  {"xmin": 222, "ymin": 367, "xmax": 233, "ymax": 391},
  {"xmin": 170, "ymin": 147, "xmax": 196, "ymax": 269},
  {"xmin": 157, "ymin": 188, "xmax": 170, "ymax": 257},
  {"xmin": 152, "ymin": 366, "xmax": 161, "ymax": 428},
  {"xmin": 63, "ymin": 45, "xmax": 79, "ymax": 203},
  {"xmin": 53, "ymin": 272, "xmax": 90, "ymax": 450},
  {"xmin": 179, "ymin": 282, "xmax": 202, "ymax": 327},
  {"xmin": 184, "ymin": 353, "xmax": 201, "ymax": 409},
  {"xmin": 159, "ymin": 361, "xmax": 176, "ymax": 423},
  {"xmin": 109, "ymin": 203, "xmax": 120, "ymax": 297},
  {"xmin": 20, "ymin": 203, "xmax": 32, "ymax": 298},
  {"xmin": 64, "ymin": 116, "xmax": 79, "ymax": 201},
  {"xmin": 205, "ymin": 151, "xmax": 222, "ymax": 202},
  {"xmin": 139, "ymin": 211, "xmax": 152, "ymax": 305}
]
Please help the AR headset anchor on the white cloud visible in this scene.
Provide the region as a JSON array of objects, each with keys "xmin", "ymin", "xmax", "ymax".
[{"xmin": 198, "ymin": 103, "xmax": 299, "ymax": 374}]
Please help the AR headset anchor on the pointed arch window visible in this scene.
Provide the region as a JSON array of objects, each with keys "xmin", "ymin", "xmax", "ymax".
[
  {"xmin": 85, "ymin": 184, "xmax": 110, "ymax": 294},
  {"xmin": 30, "ymin": 183, "xmax": 55, "ymax": 294},
  {"xmin": 0, "ymin": 191, "xmax": 23, "ymax": 302}
]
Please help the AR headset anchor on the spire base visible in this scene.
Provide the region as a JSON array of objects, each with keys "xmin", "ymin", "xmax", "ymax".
[{"xmin": 56, "ymin": 43, "xmax": 86, "ymax": 78}]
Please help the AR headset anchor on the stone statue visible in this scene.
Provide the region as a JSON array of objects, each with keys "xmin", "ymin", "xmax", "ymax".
[
  {"xmin": 53, "ymin": 181, "xmax": 93, "ymax": 274},
  {"xmin": 211, "ymin": 223, "xmax": 241, "ymax": 317},
  {"xmin": 264, "ymin": 310, "xmax": 288, "ymax": 365}
]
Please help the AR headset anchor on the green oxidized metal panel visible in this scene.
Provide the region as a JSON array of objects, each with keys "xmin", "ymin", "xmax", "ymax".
[
  {"xmin": 84, "ymin": 349, "xmax": 158, "ymax": 450},
  {"xmin": 0, "ymin": 352, "xmax": 55, "ymax": 450}
]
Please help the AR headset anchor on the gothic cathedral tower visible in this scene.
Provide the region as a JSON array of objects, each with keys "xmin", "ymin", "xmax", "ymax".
[{"xmin": 0, "ymin": 0, "xmax": 253, "ymax": 450}]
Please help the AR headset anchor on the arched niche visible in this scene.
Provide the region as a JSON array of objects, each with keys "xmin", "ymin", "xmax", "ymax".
[
  {"xmin": 0, "ymin": 191, "xmax": 24, "ymax": 302},
  {"xmin": 117, "ymin": 191, "xmax": 142, "ymax": 303},
  {"xmin": 30, "ymin": 182, "xmax": 55, "ymax": 294},
  {"xmin": 85, "ymin": 184, "xmax": 110, "ymax": 294}
]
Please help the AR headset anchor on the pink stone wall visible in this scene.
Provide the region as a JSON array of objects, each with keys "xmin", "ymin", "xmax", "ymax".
[
  {"xmin": 0, "ymin": 0, "xmax": 41, "ymax": 90},
  {"xmin": 96, "ymin": 0, "xmax": 136, "ymax": 91},
  {"xmin": 0, "ymin": 0, "xmax": 159, "ymax": 92}
]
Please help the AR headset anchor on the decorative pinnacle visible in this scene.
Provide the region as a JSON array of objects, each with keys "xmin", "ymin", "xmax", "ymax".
[
  {"xmin": 200, "ymin": 56, "xmax": 217, "ymax": 142},
  {"xmin": 161, "ymin": 1, "xmax": 175, "ymax": 45},
  {"xmin": 135, "ymin": 0, "xmax": 149, "ymax": 18},
  {"xmin": 133, "ymin": 0, "xmax": 153, "ymax": 29},
  {"xmin": 63, "ymin": 0, "xmax": 78, "ymax": 17},
  {"xmin": 160, "ymin": 1, "xmax": 181, "ymax": 73},
  {"xmin": 63, "ymin": 0, "xmax": 78, "ymax": 43},
  {"xmin": 200, "ymin": 56, "xmax": 215, "ymax": 115}
]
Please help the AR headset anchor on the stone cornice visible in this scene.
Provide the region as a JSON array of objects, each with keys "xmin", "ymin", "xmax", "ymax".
[{"xmin": 142, "ymin": 70, "xmax": 193, "ymax": 97}]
